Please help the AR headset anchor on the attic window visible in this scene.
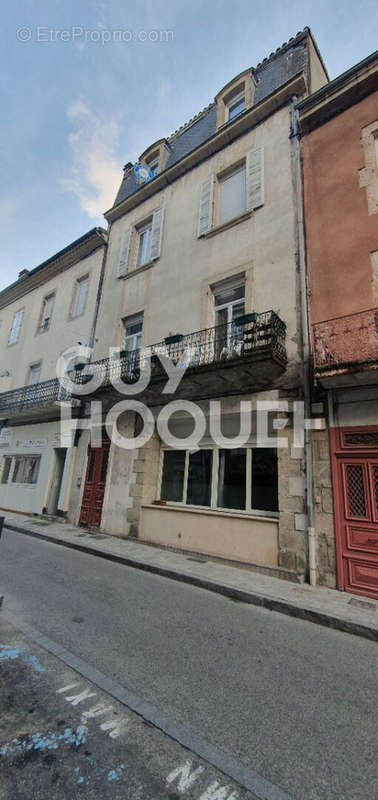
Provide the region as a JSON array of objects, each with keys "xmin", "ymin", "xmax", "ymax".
[{"xmin": 227, "ymin": 91, "xmax": 245, "ymax": 122}]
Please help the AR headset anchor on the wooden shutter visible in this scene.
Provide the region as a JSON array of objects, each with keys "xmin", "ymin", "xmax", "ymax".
[
  {"xmin": 150, "ymin": 208, "xmax": 165, "ymax": 260},
  {"xmin": 197, "ymin": 175, "xmax": 214, "ymax": 237},
  {"xmin": 117, "ymin": 227, "xmax": 132, "ymax": 278},
  {"xmin": 246, "ymin": 146, "xmax": 264, "ymax": 210}
]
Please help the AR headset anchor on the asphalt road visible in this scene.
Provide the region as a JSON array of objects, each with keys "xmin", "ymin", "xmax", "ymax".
[{"xmin": 1, "ymin": 528, "xmax": 377, "ymax": 800}]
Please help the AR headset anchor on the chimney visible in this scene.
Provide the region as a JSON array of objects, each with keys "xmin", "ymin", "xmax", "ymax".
[{"xmin": 18, "ymin": 269, "xmax": 29, "ymax": 280}]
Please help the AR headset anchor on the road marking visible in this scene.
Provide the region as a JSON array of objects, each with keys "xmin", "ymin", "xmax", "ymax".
[
  {"xmin": 81, "ymin": 703, "xmax": 113, "ymax": 722},
  {"xmin": 65, "ymin": 686, "xmax": 97, "ymax": 706},
  {"xmin": 2, "ymin": 609, "xmax": 293, "ymax": 800},
  {"xmin": 57, "ymin": 682, "xmax": 80, "ymax": 693},
  {"xmin": 199, "ymin": 782, "xmax": 239, "ymax": 799},
  {"xmin": 166, "ymin": 760, "xmax": 205, "ymax": 791},
  {"xmin": 99, "ymin": 717, "xmax": 129, "ymax": 738}
]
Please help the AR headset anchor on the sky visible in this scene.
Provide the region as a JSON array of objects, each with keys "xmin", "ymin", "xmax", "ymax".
[{"xmin": 1, "ymin": 0, "xmax": 377, "ymax": 290}]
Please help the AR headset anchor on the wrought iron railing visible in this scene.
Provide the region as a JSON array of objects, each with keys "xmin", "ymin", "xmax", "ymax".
[
  {"xmin": 73, "ymin": 311, "xmax": 287, "ymax": 391},
  {"xmin": 313, "ymin": 308, "xmax": 378, "ymax": 370},
  {"xmin": 0, "ymin": 378, "xmax": 72, "ymax": 416}
]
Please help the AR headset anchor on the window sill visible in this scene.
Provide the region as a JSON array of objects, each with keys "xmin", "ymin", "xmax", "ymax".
[
  {"xmin": 203, "ymin": 209, "xmax": 252, "ymax": 239},
  {"xmin": 142, "ymin": 503, "xmax": 278, "ymax": 523},
  {"xmin": 123, "ymin": 260, "xmax": 156, "ymax": 280}
]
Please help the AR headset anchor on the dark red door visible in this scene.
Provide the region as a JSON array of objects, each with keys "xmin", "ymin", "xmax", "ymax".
[
  {"xmin": 332, "ymin": 429, "xmax": 378, "ymax": 599},
  {"xmin": 79, "ymin": 439, "xmax": 110, "ymax": 528}
]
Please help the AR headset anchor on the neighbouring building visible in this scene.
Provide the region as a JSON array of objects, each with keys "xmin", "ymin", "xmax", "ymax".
[
  {"xmin": 0, "ymin": 228, "xmax": 108, "ymax": 516},
  {"xmin": 66, "ymin": 28, "xmax": 330, "ymax": 583},
  {"xmin": 298, "ymin": 51, "xmax": 378, "ymax": 598}
]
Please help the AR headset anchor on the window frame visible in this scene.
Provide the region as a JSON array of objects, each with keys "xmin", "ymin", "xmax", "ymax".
[
  {"xmin": 217, "ymin": 162, "xmax": 247, "ymax": 226},
  {"xmin": 27, "ymin": 362, "xmax": 41, "ymax": 386},
  {"xmin": 8, "ymin": 308, "xmax": 24, "ymax": 346},
  {"xmin": 135, "ymin": 218, "xmax": 153, "ymax": 268},
  {"xmin": 2, "ymin": 454, "xmax": 41, "ymax": 486},
  {"xmin": 70, "ymin": 274, "xmax": 89, "ymax": 320},
  {"xmin": 37, "ymin": 292, "xmax": 55, "ymax": 333},
  {"xmin": 226, "ymin": 90, "xmax": 246, "ymax": 122},
  {"xmin": 158, "ymin": 445, "xmax": 279, "ymax": 517},
  {"xmin": 122, "ymin": 312, "xmax": 144, "ymax": 352}
]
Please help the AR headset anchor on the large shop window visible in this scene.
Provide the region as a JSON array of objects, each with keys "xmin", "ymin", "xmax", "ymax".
[
  {"xmin": 159, "ymin": 447, "xmax": 278, "ymax": 514},
  {"xmin": 1, "ymin": 455, "xmax": 41, "ymax": 485}
]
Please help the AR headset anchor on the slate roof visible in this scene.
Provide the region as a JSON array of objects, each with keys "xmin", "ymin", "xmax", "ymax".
[{"xmin": 113, "ymin": 29, "xmax": 312, "ymax": 209}]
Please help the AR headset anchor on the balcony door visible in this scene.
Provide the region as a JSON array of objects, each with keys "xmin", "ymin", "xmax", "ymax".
[
  {"xmin": 332, "ymin": 427, "xmax": 378, "ymax": 600},
  {"xmin": 213, "ymin": 279, "xmax": 245, "ymax": 358},
  {"xmin": 79, "ymin": 435, "xmax": 110, "ymax": 529}
]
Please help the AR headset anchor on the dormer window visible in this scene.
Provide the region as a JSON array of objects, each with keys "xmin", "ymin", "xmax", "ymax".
[
  {"xmin": 148, "ymin": 157, "xmax": 159, "ymax": 178},
  {"xmin": 227, "ymin": 91, "xmax": 245, "ymax": 122}
]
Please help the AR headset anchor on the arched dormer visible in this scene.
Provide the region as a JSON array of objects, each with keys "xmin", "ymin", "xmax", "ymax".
[
  {"xmin": 139, "ymin": 139, "xmax": 170, "ymax": 177},
  {"xmin": 215, "ymin": 68, "xmax": 256, "ymax": 130}
]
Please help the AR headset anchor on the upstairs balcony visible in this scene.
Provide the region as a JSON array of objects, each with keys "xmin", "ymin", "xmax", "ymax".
[
  {"xmin": 313, "ymin": 308, "xmax": 378, "ymax": 387},
  {"xmin": 0, "ymin": 378, "xmax": 78, "ymax": 425},
  {"xmin": 73, "ymin": 311, "xmax": 287, "ymax": 405}
]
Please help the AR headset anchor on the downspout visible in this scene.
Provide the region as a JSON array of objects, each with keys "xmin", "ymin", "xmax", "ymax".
[{"xmin": 291, "ymin": 97, "xmax": 317, "ymax": 586}]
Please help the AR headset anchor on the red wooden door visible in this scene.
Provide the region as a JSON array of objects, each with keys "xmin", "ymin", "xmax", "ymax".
[
  {"xmin": 79, "ymin": 439, "xmax": 110, "ymax": 528},
  {"xmin": 335, "ymin": 455, "xmax": 378, "ymax": 599}
]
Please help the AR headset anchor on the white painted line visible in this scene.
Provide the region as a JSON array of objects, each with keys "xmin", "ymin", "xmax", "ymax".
[{"xmin": 166, "ymin": 760, "xmax": 205, "ymax": 792}]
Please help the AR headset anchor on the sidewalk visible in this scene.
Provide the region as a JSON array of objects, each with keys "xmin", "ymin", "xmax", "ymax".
[{"xmin": 3, "ymin": 511, "xmax": 378, "ymax": 642}]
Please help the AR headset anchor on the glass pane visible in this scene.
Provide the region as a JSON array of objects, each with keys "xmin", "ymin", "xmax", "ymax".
[
  {"xmin": 160, "ymin": 450, "xmax": 185, "ymax": 502},
  {"xmin": 137, "ymin": 226, "xmax": 152, "ymax": 266},
  {"xmin": 219, "ymin": 166, "xmax": 246, "ymax": 224},
  {"xmin": 100, "ymin": 449, "xmax": 109, "ymax": 484},
  {"xmin": 218, "ymin": 448, "xmax": 246, "ymax": 510},
  {"xmin": 1, "ymin": 457, "xmax": 11, "ymax": 484},
  {"xmin": 74, "ymin": 278, "xmax": 88, "ymax": 316},
  {"xmin": 186, "ymin": 449, "xmax": 213, "ymax": 506},
  {"xmin": 228, "ymin": 97, "xmax": 245, "ymax": 120},
  {"xmin": 252, "ymin": 448, "xmax": 278, "ymax": 512},
  {"xmin": 25, "ymin": 457, "xmax": 40, "ymax": 484},
  {"xmin": 12, "ymin": 458, "xmax": 23, "ymax": 483},
  {"xmin": 214, "ymin": 284, "xmax": 245, "ymax": 307}
]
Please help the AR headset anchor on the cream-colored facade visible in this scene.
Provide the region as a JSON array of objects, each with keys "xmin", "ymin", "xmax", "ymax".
[
  {"xmin": 64, "ymin": 29, "xmax": 329, "ymax": 582},
  {"xmin": 0, "ymin": 228, "xmax": 107, "ymax": 515}
]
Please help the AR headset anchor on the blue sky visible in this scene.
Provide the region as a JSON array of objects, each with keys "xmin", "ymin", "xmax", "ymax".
[{"xmin": 1, "ymin": 0, "xmax": 377, "ymax": 289}]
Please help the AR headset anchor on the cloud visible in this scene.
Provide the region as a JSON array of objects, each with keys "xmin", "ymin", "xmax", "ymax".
[{"xmin": 61, "ymin": 100, "xmax": 121, "ymax": 218}]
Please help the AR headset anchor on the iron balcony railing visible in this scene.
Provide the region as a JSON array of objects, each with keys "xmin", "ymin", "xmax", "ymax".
[
  {"xmin": 313, "ymin": 308, "xmax": 378, "ymax": 371},
  {"xmin": 0, "ymin": 378, "xmax": 72, "ymax": 417},
  {"xmin": 73, "ymin": 311, "xmax": 287, "ymax": 391}
]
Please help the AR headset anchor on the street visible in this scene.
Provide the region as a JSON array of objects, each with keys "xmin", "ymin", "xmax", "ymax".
[{"xmin": 1, "ymin": 527, "xmax": 377, "ymax": 799}]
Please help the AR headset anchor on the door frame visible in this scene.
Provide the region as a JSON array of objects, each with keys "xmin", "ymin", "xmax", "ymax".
[{"xmin": 330, "ymin": 424, "xmax": 378, "ymax": 593}]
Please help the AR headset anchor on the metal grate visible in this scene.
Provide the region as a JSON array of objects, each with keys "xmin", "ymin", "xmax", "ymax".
[
  {"xmin": 344, "ymin": 432, "xmax": 378, "ymax": 447},
  {"xmin": 373, "ymin": 465, "xmax": 378, "ymax": 517},
  {"xmin": 345, "ymin": 464, "xmax": 366, "ymax": 517}
]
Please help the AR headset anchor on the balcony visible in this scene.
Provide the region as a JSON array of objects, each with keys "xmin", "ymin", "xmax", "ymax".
[
  {"xmin": 73, "ymin": 311, "xmax": 287, "ymax": 404},
  {"xmin": 313, "ymin": 308, "xmax": 378, "ymax": 387},
  {"xmin": 0, "ymin": 378, "xmax": 78, "ymax": 424}
]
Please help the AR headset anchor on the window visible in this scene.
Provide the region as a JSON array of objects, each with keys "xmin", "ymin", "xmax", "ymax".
[
  {"xmin": 136, "ymin": 220, "xmax": 153, "ymax": 267},
  {"xmin": 122, "ymin": 313, "xmax": 143, "ymax": 352},
  {"xmin": 148, "ymin": 158, "xmax": 159, "ymax": 177},
  {"xmin": 227, "ymin": 91, "xmax": 245, "ymax": 122},
  {"xmin": 1, "ymin": 457, "xmax": 12, "ymax": 484},
  {"xmin": 159, "ymin": 446, "xmax": 278, "ymax": 514},
  {"xmin": 213, "ymin": 279, "xmax": 245, "ymax": 356},
  {"xmin": 28, "ymin": 363, "xmax": 41, "ymax": 385},
  {"xmin": 71, "ymin": 275, "xmax": 89, "ymax": 318},
  {"xmin": 3, "ymin": 455, "xmax": 41, "ymax": 485},
  {"xmin": 39, "ymin": 293, "xmax": 54, "ymax": 332},
  {"xmin": 218, "ymin": 164, "xmax": 246, "ymax": 225},
  {"xmin": 8, "ymin": 309, "xmax": 24, "ymax": 345}
]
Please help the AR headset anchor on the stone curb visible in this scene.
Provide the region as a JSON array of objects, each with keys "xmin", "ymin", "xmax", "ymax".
[{"xmin": 4, "ymin": 522, "xmax": 378, "ymax": 643}]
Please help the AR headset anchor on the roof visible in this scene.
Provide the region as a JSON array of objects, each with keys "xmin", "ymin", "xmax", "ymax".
[
  {"xmin": 114, "ymin": 28, "xmax": 315, "ymax": 208},
  {"xmin": 0, "ymin": 227, "xmax": 108, "ymax": 310}
]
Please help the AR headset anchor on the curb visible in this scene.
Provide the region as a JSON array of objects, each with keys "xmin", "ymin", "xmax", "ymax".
[{"xmin": 4, "ymin": 522, "xmax": 378, "ymax": 643}]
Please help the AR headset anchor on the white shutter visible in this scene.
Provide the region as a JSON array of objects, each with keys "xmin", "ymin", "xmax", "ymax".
[
  {"xmin": 150, "ymin": 208, "xmax": 164, "ymax": 260},
  {"xmin": 117, "ymin": 227, "xmax": 132, "ymax": 278},
  {"xmin": 246, "ymin": 146, "xmax": 264, "ymax": 210},
  {"xmin": 197, "ymin": 175, "xmax": 214, "ymax": 237}
]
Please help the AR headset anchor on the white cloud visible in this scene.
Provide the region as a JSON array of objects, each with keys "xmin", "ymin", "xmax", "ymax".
[{"xmin": 61, "ymin": 100, "xmax": 121, "ymax": 218}]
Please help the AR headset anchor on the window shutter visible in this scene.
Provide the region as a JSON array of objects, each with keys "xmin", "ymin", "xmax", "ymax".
[
  {"xmin": 117, "ymin": 227, "xmax": 132, "ymax": 277},
  {"xmin": 197, "ymin": 175, "xmax": 214, "ymax": 237},
  {"xmin": 246, "ymin": 146, "xmax": 264, "ymax": 210},
  {"xmin": 150, "ymin": 208, "xmax": 164, "ymax": 260}
]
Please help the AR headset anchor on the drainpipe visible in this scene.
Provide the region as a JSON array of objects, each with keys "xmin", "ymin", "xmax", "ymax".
[{"xmin": 291, "ymin": 97, "xmax": 316, "ymax": 587}]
